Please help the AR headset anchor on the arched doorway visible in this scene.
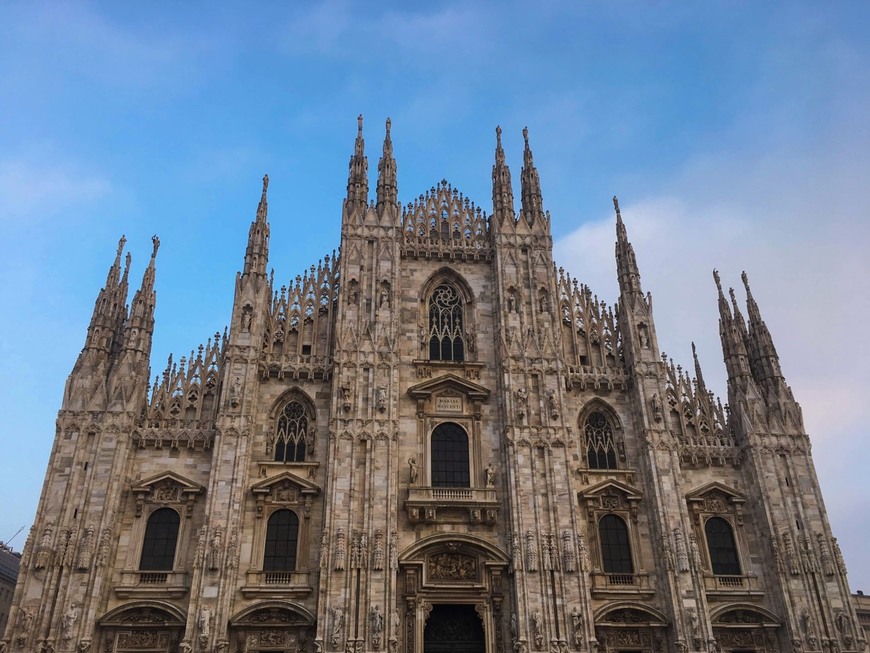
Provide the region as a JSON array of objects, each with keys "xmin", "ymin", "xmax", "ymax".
[{"xmin": 424, "ymin": 605, "xmax": 485, "ymax": 653}]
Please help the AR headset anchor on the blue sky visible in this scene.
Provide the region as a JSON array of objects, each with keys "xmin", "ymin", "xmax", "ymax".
[{"xmin": 1, "ymin": 1, "xmax": 869, "ymax": 587}]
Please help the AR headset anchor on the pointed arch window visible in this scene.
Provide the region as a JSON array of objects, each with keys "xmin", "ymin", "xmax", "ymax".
[
  {"xmin": 599, "ymin": 514, "xmax": 633, "ymax": 575},
  {"xmin": 585, "ymin": 411, "xmax": 617, "ymax": 469},
  {"xmin": 428, "ymin": 283, "xmax": 465, "ymax": 362},
  {"xmin": 431, "ymin": 422, "xmax": 470, "ymax": 488},
  {"xmin": 263, "ymin": 509, "xmax": 300, "ymax": 573},
  {"xmin": 139, "ymin": 508, "xmax": 180, "ymax": 571},
  {"xmin": 275, "ymin": 400, "xmax": 309, "ymax": 463},
  {"xmin": 705, "ymin": 517, "xmax": 741, "ymax": 576}
]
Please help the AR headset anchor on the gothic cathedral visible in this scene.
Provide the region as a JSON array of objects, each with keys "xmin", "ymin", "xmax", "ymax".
[{"xmin": 2, "ymin": 118, "xmax": 864, "ymax": 653}]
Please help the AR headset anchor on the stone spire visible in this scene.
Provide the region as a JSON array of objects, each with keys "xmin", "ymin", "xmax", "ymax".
[
  {"xmin": 122, "ymin": 235, "xmax": 159, "ymax": 355},
  {"xmin": 84, "ymin": 235, "xmax": 131, "ymax": 355},
  {"xmin": 520, "ymin": 126, "xmax": 544, "ymax": 225},
  {"xmin": 376, "ymin": 117, "xmax": 397, "ymax": 214},
  {"xmin": 714, "ymin": 270, "xmax": 752, "ymax": 387},
  {"xmin": 613, "ymin": 196, "xmax": 643, "ymax": 296},
  {"xmin": 491, "ymin": 125, "xmax": 514, "ymax": 226},
  {"xmin": 346, "ymin": 114, "xmax": 369, "ymax": 212},
  {"xmin": 243, "ymin": 175, "xmax": 271, "ymax": 278},
  {"xmin": 742, "ymin": 271, "xmax": 783, "ymax": 384},
  {"xmin": 692, "ymin": 341, "xmax": 708, "ymax": 396}
]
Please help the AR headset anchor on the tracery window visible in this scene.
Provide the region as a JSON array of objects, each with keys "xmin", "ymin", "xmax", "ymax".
[
  {"xmin": 263, "ymin": 509, "xmax": 299, "ymax": 572},
  {"xmin": 275, "ymin": 400, "xmax": 308, "ymax": 462},
  {"xmin": 431, "ymin": 422, "xmax": 470, "ymax": 488},
  {"xmin": 139, "ymin": 508, "xmax": 180, "ymax": 571},
  {"xmin": 599, "ymin": 514, "xmax": 633, "ymax": 575},
  {"xmin": 705, "ymin": 516, "xmax": 741, "ymax": 576},
  {"xmin": 585, "ymin": 411, "xmax": 617, "ymax": 469},
  {"xmin": 428, "ymin": 283, "xmax": 465, "ymax": 362}
]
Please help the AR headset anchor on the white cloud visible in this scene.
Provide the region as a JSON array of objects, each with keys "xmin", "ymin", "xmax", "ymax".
[{"xmin": 0, "ymin": 157, "xmax": 112, "ymax": 223}]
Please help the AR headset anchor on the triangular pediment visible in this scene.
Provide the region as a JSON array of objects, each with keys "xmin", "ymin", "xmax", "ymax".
[
  {"xmin": 407, "ymin": 373, "xmax": 490, "ymax": 401},
  {"xmin": 579, "ymin": 479, "xmax": 643, "ymax": 501},
  {"xmin": 251, "ymin": 470, "xmax": 320, "ymax": 496},
  {"xmin": 686, "ymin": 481, "xmax": 745, "ymax": 504},
  {"xmin": 132, "ymin": 471, "xmax": 203, "ymax": 496}
]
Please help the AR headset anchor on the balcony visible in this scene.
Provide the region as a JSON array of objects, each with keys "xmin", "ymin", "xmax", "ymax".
[
  {"xmin": 240, "ymin": 570, "xmax": 313, "ymax": 598},
  {"xmin": 590, "ymin": 572, "xmax": 655, "ymax": 598},
  {"xmin": 405, "ymin": 486, "xmax": 499, "ymax": 524},
  {"xmin": 114, "ymin": 570, "xmax": 189, "ymax": 598},
  {"xmin": 703, "ymin": 574, "xmax": 763, "ymax": 598}
]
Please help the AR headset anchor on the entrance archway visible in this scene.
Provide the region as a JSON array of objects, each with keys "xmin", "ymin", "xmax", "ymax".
[{"xmin": 424, "ymin": 605, "xmax": 485, "ymax": 653}]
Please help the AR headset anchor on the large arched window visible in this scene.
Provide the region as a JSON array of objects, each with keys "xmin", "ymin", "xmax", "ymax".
[
  {"xmin": 431, "ymin": 422, "xmax": 470, "ymax": 488},
  {"xmin": 585, "ymin": 411, "xmax": 617, "ymax": 469},
  {"xmin": 264, "ymin": 509, "xmax": 300, "ymax": 572},
  {"xmin": 705, "ymin": 517, "xmax": 741, "ymax": 576},
  {"xmin": 599, "ymin": 514, "xmax": 633, "ymax": 575},
  {"xmin": 275, "ymin": 400, "xmax": 309, "ymax": 462},
  {"xmin": 139, "ymin": 508, "xmax": 180, "ymax": 571},
  {"xmin": 428, "ymin": 283, "xmax": 465, "ymax": 362}
]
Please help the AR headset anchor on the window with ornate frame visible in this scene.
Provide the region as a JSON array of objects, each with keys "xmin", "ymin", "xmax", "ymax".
[
  {"xmin": 431, "ymin": 422, "xmax": 470, "ymax": 488},
  {"xmin": 705, "ymin": 516, "xmax": 741, "ymax": 576},
  {"xmin": 139, "ymin": 508, "xmax": 180, "ymax": 571},
  {"xmin": 584, "ymin": 410, "xmax": 619, "ymax": 470},
  {"xmin": 428, "ymin": 283, "xmax": 466, "ymax": 362},
  {"xmin": 599, "ymin": 514, "xmax": 633, "ymax": 575},
  {"xmin": 275, "ymin": 400, "xmax": 309, "ymax": 462},
  {"xmin": 263, "ymin": 509, "xmax": 300, "ymax": 572}
]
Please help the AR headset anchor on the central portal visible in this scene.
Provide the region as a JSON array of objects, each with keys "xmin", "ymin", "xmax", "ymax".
[{"xmin": 423, "ymin": 604, "xmax": 485, "ymax": 653}]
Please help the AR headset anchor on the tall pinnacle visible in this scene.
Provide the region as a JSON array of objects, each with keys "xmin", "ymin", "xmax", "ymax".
[
  {"xmin": 520, "ymin": 127, "xmax": 544, "ymax": 224},
  {"xmin": 614, "ymin": 196, "xmax": 642, "ymax": 295},
  {"xmin": 741, "ymin": 271, "xmax": 783, "ymax": 383},
  {"xmin": 692, "ymin": 342, "xmax": 708, "ymax": 396},
  {"xmin": 346, "ymin": 114, "xmax": 369, "ymax": 210},
  {"xmin": 491, "ymin": 125, "xmax": 514, "ymax": 224},
  {"xmin": 376, "ymin": 117, "xmax": 397, "ymax": 213},
  {"xmin": 243, "ymin": 174, "xmax": 271, "ymax": 278},
  {"xmin": 714, "ymin": 270, "xmax": 752, "ymax": 386},
  {"xmin": 123, "ymin": 235, "xmax": 159, "ymax": 354}
]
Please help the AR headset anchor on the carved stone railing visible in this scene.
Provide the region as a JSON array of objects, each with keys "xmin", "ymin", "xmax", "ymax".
[
  {"xmin": 590, "ymin": 571, "xmax": 654, "ymax": 598},
  {"xmin": 259, "ymin": 354, "xmax": 333, "ymax": 381},
  {"xmin": 115, "ymin": 570, "xmax": 189, "ymax": 598},
  {"xmin": 405, "ymin": 486, "xmax": 499, "ymax": 524},
  {"xmin": 565, "ymin": 365, "xmax": 629, "ymax": 392},
  {"xmin": 702, "ymin": 574, "xmax": 763, "ymax": 597},
  {"xmin": 241, "ymin": 570, "xmax": 313, "ymax": 598}
]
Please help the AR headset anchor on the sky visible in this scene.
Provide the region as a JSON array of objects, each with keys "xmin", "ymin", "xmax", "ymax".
[{"xmin": 1, "ymin": 1, "xmax": 868, "ymax": 588}]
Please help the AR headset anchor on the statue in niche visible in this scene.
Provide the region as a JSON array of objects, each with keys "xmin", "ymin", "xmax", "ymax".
[
  {"xmin": 510, "ymin": 613, "xmax": 518, "ymax": 642},
  {"xmin": 484, "ymin": 463, "xmax": 495, "ymax": 487},
  {"xmin": 61, "ymin": 604, "xmax": 79, "ymax": 641},
  {"xmin": 208, "ymin": 527, "xmax": 222, "ymax": 571},
  {"xmin": 638, "ymin": 324, "xmax": 650, "ymax": 348},
  {"xmin": 515, "ymin": 388, "xmax": 528, "ymax": 421},
  {"xmin": 546, "ymin": 390, "xmax": 559, "ymax": 419},
  {"xmin": 532, "ymin": 611, "xmax": 544, "ymax": 648},
  {"xmin": 571, "ymin": 607, "xmax": 583, "ymax": 645},
  {"xmin": 241, "ymin": 306, "xmax": 253, "ymax": 332},
  {"xmin": 408, "ymin": 458, "xmax": 419, "ymax": 484},
  {"xmin": 508, "ymin": 293, "xmax": 517, "ymax": 313},
  {"xmin": 377, "ymin": 386, "xmax": 387, "ymax": 413},
  {"xmin": 230, "ymin": 377, "xmax": 241, "ymax": 407},
  {"xmin": 379, "ymin": 288, "xmax": 389, "ymax": 308},
  {"xmin": 651, "ymin": 393, "xmax": 663, "ymax": 422},
  {"xmin": 371, "ymin": 605, "xmax": 384, "ymax": 647},
  {"xmin": 198, "ymin": 606, "xmax": 211, "ymax": 645},
  {"xmin": 331, "ymin": 607, "xmax": 344, "ymax": 648}
]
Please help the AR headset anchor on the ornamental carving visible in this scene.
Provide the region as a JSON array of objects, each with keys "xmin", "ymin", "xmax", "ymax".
[{"xmin": 427, "ymin": 552, "xmax": 476, "ymax": 580}]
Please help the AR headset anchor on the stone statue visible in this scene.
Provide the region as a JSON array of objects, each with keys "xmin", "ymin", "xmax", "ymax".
[
  {"xmin": 371, "ymin": 605, "xmax": 384, "ymax": 647},
  {"xmin": 208, "ymin": 527, "xmax": 222, "ymax": 571},
  {"xmin": 515, "ymin": 388, "xmax": 528, "ymax": 421},
  {"xmin": 484, "ymin": 463, "xmax": 495, "ymax": 487},
  {"xmin": 408, "ymin": 458, "xmax": 419, "ymax": 484},
  {"xmin": 532, "ymin": 611, "xmax": 544, "ymax": 648},
  {"xmin": 377, "ymin": 386, "xmax": 387, "ymax": 412},
  {"xmin": 571, "ymin": 607, "xmax": 583, "ymax": 645},
  {"xmin": 61, "ymin": 604, "xmax": 79, "ymax": 641},
  {"xmin": 331, "ymin": 606, "xmax": 344, "ymax": 647},
  {"xmin": 230, "ymin": 377, "xmax": 241, "ymax": 407},
  {"xmin": 198, "ymin": 606, "xmax": 211, "ymax": 644},
  {"xmin": 510, "ymin": 612, "xmax": 518, "ymax": 641}
]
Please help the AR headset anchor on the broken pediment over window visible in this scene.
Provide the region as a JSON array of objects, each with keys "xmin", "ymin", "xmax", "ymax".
[
  {"xmin": 578, "ymin": 479, "xmax": 643, "ymax": 523},
  {"xmin": 686, "ymin": 482, "xmax": 746, "ymax": 515},
  {"xmin": 407, "ymin": 373, "xmax": 490, "ymax": 417},
  {"xmin": 251, "ymin": 471, "xmax": 320, "ymax": 518},
  {"xmin": 132, "ymin": 471, "xmax": 204, "ymax": 518}
]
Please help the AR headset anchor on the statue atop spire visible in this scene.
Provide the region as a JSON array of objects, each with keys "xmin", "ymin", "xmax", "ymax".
[
  {"xmin": 243, "ymin": 174, "xmax": 271, "ymax": 278},
  {"xmin": 613, "ymin": 195, "xmax": 642, "ymax": 296},
  {"xmin": 520, "ymin": 126, "xmax": 544, "ymax": 225},
  {"xmin": 376, "ymin": 117, "xmax": 397, "ymax": 214},
  {"xmin": 492, "ymin": 125, "xmax": 514, "ymax": 225},
  {"xmin": 346, "ymin": 114, "xmax": 368, "ymax": 212}
]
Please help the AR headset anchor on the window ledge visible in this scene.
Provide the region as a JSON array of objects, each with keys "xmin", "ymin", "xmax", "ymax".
[
  {"xmin": 240, "ymin": 570, "xmax": 314, "ymax": 598},
  {"xmin": 114, "ymin": 570, "xmax": 189, "ymax": 599}
]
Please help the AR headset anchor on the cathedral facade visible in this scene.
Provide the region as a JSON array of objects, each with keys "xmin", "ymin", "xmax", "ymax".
[{"xmin": 2, "ymin": 118, "xmax": 864, "ymax": 653}]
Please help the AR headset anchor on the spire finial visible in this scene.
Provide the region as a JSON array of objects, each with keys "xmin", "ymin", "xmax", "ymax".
[
  {"xmin": 117, "ymin": 235, "xmax": 127, "ymax": 257},
  {"xmin": 496, "ymin": 125, "xmax": 502, "ymax": 145},
  {"xmin": 713, "ymin": 269, "xmax": 722, "ymax": 292},
  {"xmin": 385, "ymin": 117, "xmax": 391, "ymax": 135},
  {"xmin": 522, "ymin": 126, "xmax": 529, "ymax": 146},
  {"xmin": 357, "ymin": 114, "xmax": 363, "ymax": 134},
  {"xmin": 150, "ymin": 234, "xmax": 160, "ymax": 259},
  {"xmin": 262, "ymin": 173, "xmax": 269, "ymax": 194},
  {"xmin": 613, "ymin": 196, "xmax": 622, "ymax": 221},
  {"xmin": 741, "ymin": 270, "xmax": 751, "ymax": 293}
]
